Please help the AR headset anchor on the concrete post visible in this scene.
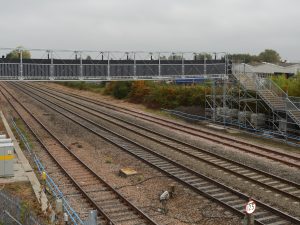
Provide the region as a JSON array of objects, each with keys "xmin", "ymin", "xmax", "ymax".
[
  {"xmin": 64, "ymin": 212, "xmax": 69, "ymax": 225},
  {"xmin": 55, "ymin": 198, "xmax": 63, "ymax": 213},
  {"xmin": 88, "ymin": 210, "xmax": 97, "ymax": 225}
]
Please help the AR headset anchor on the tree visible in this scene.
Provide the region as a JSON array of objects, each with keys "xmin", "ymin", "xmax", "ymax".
[
  {"xmin": 229, "ymin": 54, "xmax": 258, "ymax": 63},
  {"xmin": 167, "ymin": 54, "xmax": 183, "ymax": 60},
  {"xmin": 194, "ymin": 53, "xmax": 213, "ymax": 60},
  {"xmin": 86, "ymin": 55, "xmax": 92, "ymax": 60},
  {"xmin": 258, "ymin": 49, "xmax": 281, "ymax": 63},
  {"xmin": 159, "ymin": 55, "xmax": 167, "ymax": 60},
  {"xmin": 6, "ymin": 47, "xmax": 31, "ymax": 59}
]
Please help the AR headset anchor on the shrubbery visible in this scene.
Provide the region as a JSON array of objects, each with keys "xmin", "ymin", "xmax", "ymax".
[
  {"xmin": 104, "ymin": 81, "xmax": 208, "ymax": 109},
  {"xmin": 271, "ymin": 73, "xmax": 300, "ymax": 97},
  {"xmin": 62, "ymin": 81, "xmax": 105, "ymax": 92},
  {"xmin": 103, "ymin": 81, "xmax": 132, "ymax": 99},
  {"xmin": 61, "ymin": 80, "xmax": 213, "ymax": 109}
]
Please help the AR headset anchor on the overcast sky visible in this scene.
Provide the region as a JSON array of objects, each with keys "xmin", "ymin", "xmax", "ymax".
[{"xmin": 0, "ymin": 0, "xmax": 299, "ymax": 61}]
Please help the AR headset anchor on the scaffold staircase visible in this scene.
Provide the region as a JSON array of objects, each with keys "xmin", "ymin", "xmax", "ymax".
[{"xmin": 233, "ymin": 73, "xmax": 300, "ymax": 127}]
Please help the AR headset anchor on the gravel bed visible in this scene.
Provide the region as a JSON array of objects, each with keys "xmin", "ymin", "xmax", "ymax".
[
  {"xmin": 45, "ymin": 82, "xmax": 300, "ymax": 154},
  {"xmin": 37, "ymin": 94, "xmax": 300, "ymax": 216},
  {"xmin": 15, "ymin": 83, "xmax": 300, "ymax": 217},
  {"xmin": 4, "ymin": 83, "xmax": 244, "ymax": 224}
]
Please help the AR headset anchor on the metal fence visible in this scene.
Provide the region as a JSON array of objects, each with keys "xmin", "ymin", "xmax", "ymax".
[
  {"xmin": 0, "ymin": 190, "xmax": 42, "ymax": 225},
  {"xmin": 11, "ymin": 119, "xmax": 84, "ymax": 225},
  {"xmin": 0, "ymin": 48, "xmax": 229, "ymax": 81}
]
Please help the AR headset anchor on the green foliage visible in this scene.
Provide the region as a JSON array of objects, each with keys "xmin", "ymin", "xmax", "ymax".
[
  {"xmin": 20, "ymin": 202, "xmax": 29, "ymax": 223},
  {"xmin": 6, "ymin": 47, "xmax": 31, "ymax": 59},
  {"xmin": 229, "ymin": 49, "xmax": 281, "ymax": 63},
  {"xmin": 112, "ymin": 81, "xmax": 132, "ymax": 99},
  {"xmin": 271, "ymin": 73, "xmax": 300, "ymax": 96},
  {"xmin": 128, "ymin": 80, "xmax": 151, "ymax": 103},
  {"xmin": 194, "ymin": 53, "xmax": 213, "ymax": 60},
  {"xmin": 104, "ymin": 81, "xmax": 208, "ymax": 109},
  {"xmin": 229, "ymin": 54, "xmax": 259, "ymax": 63},
  {"xmin": 168, "ymin": 54, "xmax": 183, "ymax": 60},
  {"xmin": 258, "ymin": 49, "xmax": 281, "ymax": 63},
  {"xmin": 62, "ymin": 81, "xmax": 105, "ymax": 92},
  {"xmin": 103, "ymin": 81, "xmax": 132, "ymax": 99}
]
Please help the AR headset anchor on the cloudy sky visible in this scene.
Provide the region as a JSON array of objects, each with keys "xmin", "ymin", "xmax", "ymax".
[{"xmin": 0, "ymin": 0, "xmax": 299, "ymax": 61}]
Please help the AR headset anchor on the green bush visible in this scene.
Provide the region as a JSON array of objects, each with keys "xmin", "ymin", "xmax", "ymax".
[
  {"xmin": 63, "ymin": 80, "xmax": 211, "ymax": 109},
  {"xmin": 272, "ymin": 73, "xmax": 300, "ymax": 97},
  {"xmin": 61, "ymin": 81, "xmax": 105, "ymax": 92},
  {"xmin": 112, "ymin": 81, "xmax": 132, "ymax": 99}
]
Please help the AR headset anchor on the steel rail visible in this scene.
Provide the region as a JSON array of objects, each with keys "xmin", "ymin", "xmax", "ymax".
[
  {"xmin": 6, "ymin": 82, "xmax": 300, "ymax": 225},
  {"xmin": 36, "ymin": 83, "xmax": 300, "ymax": 166},
  {"xmin": 0, "ymin": 84, "xmax": 158, "ymax": 225},
  {"xmin": 19, "ymin": 82, "xmax": 300, "ymax": 203}
]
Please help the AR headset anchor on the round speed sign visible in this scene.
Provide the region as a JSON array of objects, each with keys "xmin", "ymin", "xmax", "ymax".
[{"xmin": 245, "ymin": 200, "xmax": 256, "ymax": 214}]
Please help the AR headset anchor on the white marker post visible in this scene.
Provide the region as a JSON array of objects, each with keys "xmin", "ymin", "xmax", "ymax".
[{"xmin": 244, "ymin": 198, "xmax": 256, "ymax": 225}]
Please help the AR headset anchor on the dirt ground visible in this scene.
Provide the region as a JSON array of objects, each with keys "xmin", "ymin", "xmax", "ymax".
[{"xmin": 1, "ymin": 182, "xmax": 47, "ymax": 221}]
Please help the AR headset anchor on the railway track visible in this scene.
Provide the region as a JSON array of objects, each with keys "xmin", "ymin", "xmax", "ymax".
[
  {"xmin": 5, "ymin": 82, "xmax": 300, "ymax": 225},
  {"xmin": 0, "ymin": 84, "xmax": 158, "ymax": 225},
  {"xmin": 18, "ymin": 82, "xmax": 300, "ymax": 204},
  {"xmin": 36, "ymin": 83, "xmax": 300, "ymax": 169}
]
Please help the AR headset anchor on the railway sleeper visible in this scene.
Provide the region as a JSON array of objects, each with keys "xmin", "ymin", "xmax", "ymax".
[
  {"xmin": 289, "ymin": 189, "xmax": 300, "ymax": 195},
  {"xmin": 272, "ymin": 184, "xmax": 287, "ymax": 189},
  {"xmin": 264, "ymin": 180, "xmax": 280, "ymax": 186},
  {"xmin": 257, "ymin": 177, "xmax": 272, "ymax": 182},
  {"xmin": 218, "ymin": 195, "xmax": 239, "ymax": 202},
  {"xmin": 280, "ymin": 186, "xmax": 297, "ymax": 191},
  {"xmin": 173, "ymin": 171, "xmax": 191, "ymax": 177},
  {"xmin": 110, "ymin": 212, "xmax": 141, "ymax": 221},
  {"xmin": 226, "ymin": 199, "xmax": 244, "ymax": 206},
  {"xmin": 217, "ymin": 162, "xmax": 232, "ymax": 167},
  {"xmin": 211, "ymin": 192, "xmax": 230, "ymax": 198},
  {"xmin": 85, "ymin": 187, "xmax": 109, "ymax": 193},
  {"xmin": 205, "ymin": 188, "xmax": 223, "ymax": 194},
  {"xmin": 253, "ymin": 211, "xmax": 270, "ymax": 218},
  {"xmin": 248, "ymin": 174, "xmax": 264, "ymax": 180},
  {"xmin": 179, "ymin": 175, "xmax": 197, "ymax": 180},
  {"xmin": 93, "ymin": 195, "xmax": 117, "ymax": 202},
  {"xmin": 184, "ymin": 177, "xmax": 202, "ymax": 183},
  {"xmin": 242, "ymin": 172, "xmax": 258, "ymax": 177},
  {"xmin": 106, "ymin": 206, "xmax": 132, "ymax": 214},
  {"xmin": 234, "ymin": 203, "xmax": 246, "ymax": 211},
  {"xmin": 237, "ymin": 169, "xmax": 252, "ymax": 174},
  {"xmin": 269, "ymin": 220, "xmax": 292, "ymax": 225},
  {"xmin": 199, "ymin": 185, "xmax": 217, "ymax": 190},
  {"xmin": 257, "ymin": 215, "xmax": 282, "ymax": 223},
  {"xmin": 192, "ymin": 181, "xmax": 210, "ymax": 187}
]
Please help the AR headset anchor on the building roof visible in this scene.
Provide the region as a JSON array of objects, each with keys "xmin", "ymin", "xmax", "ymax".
[{"xmin": 233, "ymin": 62, "xmax": 300, "ymax": 74}]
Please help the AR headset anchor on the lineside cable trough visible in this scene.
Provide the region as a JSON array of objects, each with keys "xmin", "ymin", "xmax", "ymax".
[{"xmin": 0, "ymin": 134, "xmax": 14, "ymax": 177}]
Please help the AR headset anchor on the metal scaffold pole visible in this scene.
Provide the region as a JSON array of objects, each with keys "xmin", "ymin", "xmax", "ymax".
[
  {"xmin": 212, "ymin": 80, "xmax": 216, "ymax": 122},
  {"xmin": 19, "ymin": 49, "xmax": 23, "ymax": 80},
  {"xmin": 107, "ymin": 52, "xmax": 110, "ymax": 80},
  {"xmin": 50, "ymin": 50, "xmax": 54, "ymax": 80}
]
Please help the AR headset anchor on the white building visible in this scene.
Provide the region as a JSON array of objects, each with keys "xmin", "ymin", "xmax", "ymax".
[{"xmin": 233, "ymin": 62, "xmax": 300, "ymax": 76}]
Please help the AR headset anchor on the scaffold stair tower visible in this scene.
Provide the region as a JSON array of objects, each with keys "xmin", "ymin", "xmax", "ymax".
[{"xmin": 233, "ymin": 72, "xmax": 300, "ymax": 127}]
